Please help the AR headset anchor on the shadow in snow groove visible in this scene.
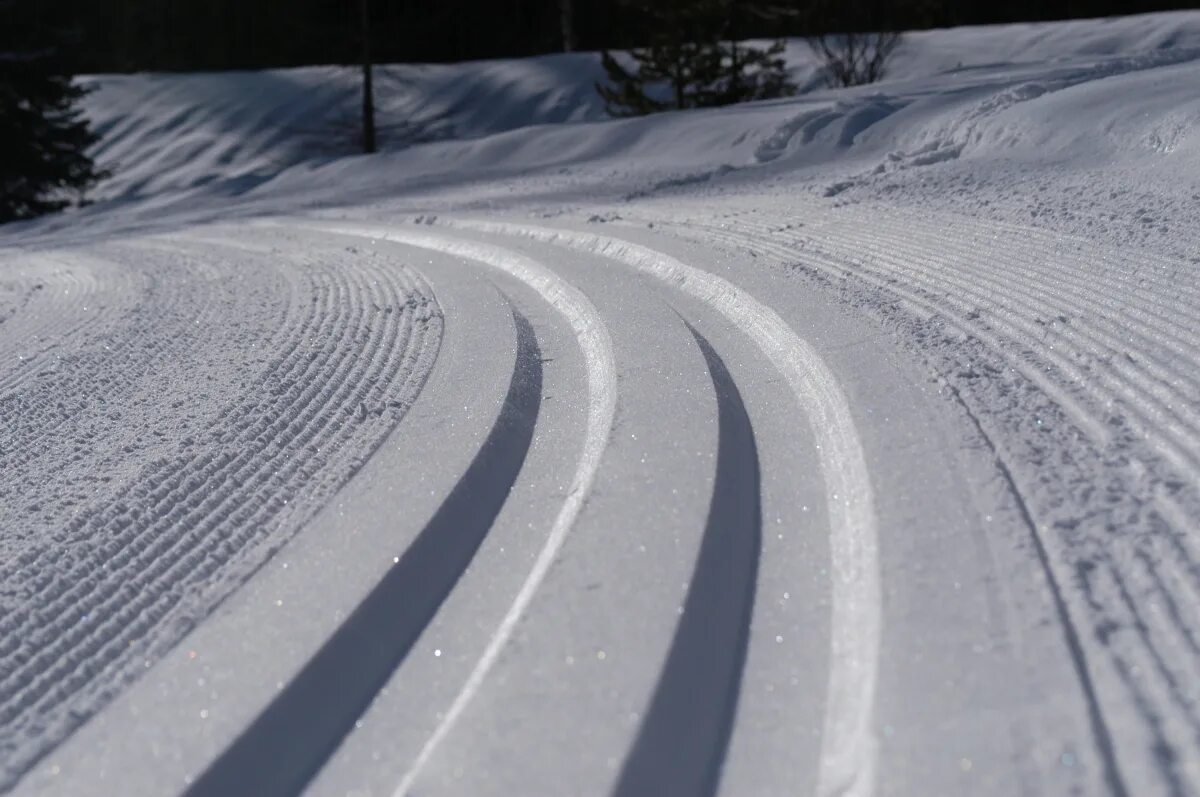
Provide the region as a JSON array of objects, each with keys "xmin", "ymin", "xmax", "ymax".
[
  {"xmin": 613, "ymin": 323, "xmax": 761, "ymax": 797},
  {"xmin": 183, "ymin": 303, "xmax": 543, "ymax": 797}
]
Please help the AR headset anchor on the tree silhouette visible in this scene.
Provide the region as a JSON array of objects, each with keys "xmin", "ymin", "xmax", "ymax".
[
  {"xmin": 0, "ymin": 1, "xmax": 104, "ymax": 223},
  {"xmin": 597, "ymin": 0, "xmax": 794, "ymax": 117}
]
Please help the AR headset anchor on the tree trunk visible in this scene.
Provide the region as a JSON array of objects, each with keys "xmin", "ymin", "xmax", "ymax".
[
  {"xmin": 727, "ymin": 3, "xmax": 739, "ymax": 102},
  {"xmin": 559, "ymin": 0, "xmax": 576, "ymax": 52},
  {"xmin": 674, "ymin": 53, "xmax": 686, "ymax": 109},
  {"xmin": 360, "ymin": 0, "xmax": 376, "ymax": 154}
]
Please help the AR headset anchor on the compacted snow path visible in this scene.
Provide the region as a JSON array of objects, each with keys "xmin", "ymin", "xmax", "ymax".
[
  {"xmin": 3, "ymin": 213, "xmax": 1136, "ymax": 797},
  {"xmin": 3, "ymin": 11, "xmax": 1200, "ymax": 797},
  {"xmin": 641, "ymin": 196, "xmax": 1200, "ymax": 795}
]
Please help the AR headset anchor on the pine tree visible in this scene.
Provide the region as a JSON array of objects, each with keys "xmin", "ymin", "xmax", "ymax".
[
  {"xmin": 0, "ymin": 2, "xmax": 104, "ymax": 223},
  {"xmin": 596, "ymin": 0, "xmax": 794, "ymax": 117}
]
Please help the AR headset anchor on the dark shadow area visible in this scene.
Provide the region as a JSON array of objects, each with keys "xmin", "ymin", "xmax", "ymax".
[{"xmin": 8, "ymin": 1, "xmax": 1195, "ymax": 73}]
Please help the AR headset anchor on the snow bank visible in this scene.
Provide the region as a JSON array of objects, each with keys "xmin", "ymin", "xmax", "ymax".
[
  {"xmin": 82, "ymin": 55, "xmax": 610, "ymax": 200},
  {"xmin": 73, "ymin": 10, "xmax": 1200, "ymax": 219}
]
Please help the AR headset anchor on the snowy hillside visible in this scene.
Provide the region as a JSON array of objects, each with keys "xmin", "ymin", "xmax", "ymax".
[
  {"xmin": 3, "ymin": 10, "xmax": 1200, "ymax": 797},
  {"xmin": 74, "ymin": 11, "xmax": 1200, "ymax": 209}
]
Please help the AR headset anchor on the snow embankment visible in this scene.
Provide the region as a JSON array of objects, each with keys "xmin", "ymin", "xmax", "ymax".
[{"xmin": 78, "ymin": 11, "xmax": 1200, "ymax": 210}]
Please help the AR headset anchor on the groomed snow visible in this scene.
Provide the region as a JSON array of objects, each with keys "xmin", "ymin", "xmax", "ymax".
[{"xmin": 2, "ymin": 10, "xmax": 1199, "ymax": 797}]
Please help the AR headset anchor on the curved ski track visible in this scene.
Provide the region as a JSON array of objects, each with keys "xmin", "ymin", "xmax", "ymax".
[
  {"xmin": 284, "ymin": 218, "xmax": 877, "ymax": 797},
  {"xmin": 1, "ymin": 214, "xmax": 880, "ymax": 797},
  {"xmin": 642, "ymin": 199, "xmax": 1200, "ymax": 796},
  {"xmin": 426, "ymin": 217, "xmax": 882, "ymax": 797},
  {"xmin": 9, "ymin": 197, "xmax": 1189, "ymax": 797},
  {"xmin": 612, "ymin": 322, "xmax": 762, "ymax": 797},
  {"xmin": 185, "ymin": 302, "xmax": 544, "ymax": 797}
]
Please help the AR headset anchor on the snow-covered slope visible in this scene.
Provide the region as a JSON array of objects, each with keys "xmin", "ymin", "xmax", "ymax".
[
  {"xmin": 3, "ymin": 10, "xmax": 1200, "ymax": 797},
  {"xmin": 80, "ymin": 55, "xmax": 610, "ymax": 201},
  {"xmin": 76, "ymin": 11, "xmax": 1200, "ymax": 208}
]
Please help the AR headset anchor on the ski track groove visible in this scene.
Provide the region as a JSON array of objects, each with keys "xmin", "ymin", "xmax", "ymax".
[
  {"xmin": 679, "ymin": 217, "xmax": 1200, "ymax": 516},
  {"xmin": 937, "ymin": 375, "xmax": 1129, "ymax": 796},
  {"xmin": 3, "ymin": 273, "xmax": 436, "ymax": 771},
  {"xmin": 0, "ymin": 265, "xmax": 363, "ymax": 706},
  {"xmin": 1108, "ymin": 562, "xmax": 1200, "ymax": 749},
  {"xmin": 647, "ymin": 207, "xmax": 1200, "ymax": 794},
  {"xmin": 0, "ymin": 244, "xmax": 441, "ymax": 790},
  {"xmin": 422, "ymin": 217, "xmax": 880, "ymax": 797},
  {"xmin": 699, "ymin": 218, "xmax": 1200, "ymax": 556},
  {"xmin": 0, "ymin": 263, "xmax": 168, "ymax": 469},
  {"xmin": 183, "ymin": 301, "xmax": 542, "ymax": 797},
  {"xmin": 0, "ymin": 237, "xmax": 342, "ymax": 582},
  {"xmin": 284, "ymin": 221, "xmax": 619, "ymax": 797},
  {"xmin": 1080, "ymin": 562, "xmax": 1194, "ymax": 796},
  {"xmin": 764, "ymin": 211, "xmax": 1200, "ymax": 419},
  {"xmin": 814, "ymin": 224, "xmax": 1200, "ymax": 472},
  {"xmin": 612, "ymin": 322, "xmax": 761, "ymax": 797},
  {"xmin": 1, "ymin": 261, "xmax": 411, "ymax": 673},
  {"xmin": 701, "ymin": 216, "xmax": 1200, "ymax": 537}
]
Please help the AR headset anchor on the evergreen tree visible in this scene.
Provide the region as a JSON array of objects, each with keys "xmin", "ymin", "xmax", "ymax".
[
  {"xmin": 0, "ymin": 1, "xmax": 104, "ymax": 223},
  {"xmin": 597, "ymin": 0, "xmax": 794, "ymax": 117}
]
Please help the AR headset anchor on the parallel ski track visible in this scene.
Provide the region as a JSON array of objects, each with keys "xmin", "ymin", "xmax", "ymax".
[
  {"xmin": 422, "ymin": 218, "xmax": 880, "ymax": 797},
  {"xmin": 0, "ymin": 247, "xmax": 441, "ymax": 790},
  {"xmin": 285, "ymin": 222, "xmax": 619, "ymax": 797},
  {"xmin": 282, "ymin": 223, "xmax": 780, "ymax": 797},
  {"xmin": 651, "ymin": 206, "xmax": 1200, "ymax": 794},
  {"xmin": 184, "ymin": 302, "xmax": 543, "ymax": 797}
]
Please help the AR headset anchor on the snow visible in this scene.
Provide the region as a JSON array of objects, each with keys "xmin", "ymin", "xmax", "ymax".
[
  {"xmin": 3, "ymin": 9, "xmax": 1200, "ymax": 797},
  {"xmin": 68, "ymin": 11, "xmax": 1200, "ymax": 215}
]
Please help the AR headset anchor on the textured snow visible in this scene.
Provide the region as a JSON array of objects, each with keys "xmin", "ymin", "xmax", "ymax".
[{"xmin": 2, "ymin": 10, "xmax": 1200, "ymax": 797}]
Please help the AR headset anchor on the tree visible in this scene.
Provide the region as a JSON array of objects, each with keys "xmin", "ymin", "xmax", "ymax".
[
  {"xmin": 807, "ymin": 30, "xmax": 901, "ymax": 87},
  {"xmin": 0, "ymin": 1, "xmax": 104, "ymax": 223},
  {"xmin": 359, "ymin": 0, "xmax": 376, "ymax": 153},
  {"xmin": 596, "ymin": 0, "xmax": 795, "ymax": 117},
  {"xmin": 799, "ymin": 0, "xmax": 904, "ymax": 88},
  {"xmin": 560, "ymin": 0, "xmax": 577, "ymax": 52}
]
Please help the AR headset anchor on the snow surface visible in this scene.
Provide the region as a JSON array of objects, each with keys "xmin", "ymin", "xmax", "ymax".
[{"xmin": 3, "ymin": 10, "xmax": 1200, "ymax": 797}]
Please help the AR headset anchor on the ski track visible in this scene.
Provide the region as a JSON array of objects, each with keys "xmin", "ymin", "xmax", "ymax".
[
  {"xmin": 424, "ymin": 217, "xmax": 881, "ymax": 797},
  {"xmin": 2, "ymin": 14, "xmax": 1200, "ymax": 797},
  {"xmin": 184, "ymin": 301, "xmax": 543, "ymax": 797},
  {"xmin": 278, "ymin": 221, "xmax": 620, "ymax": 797},
  {"xmin": 0, "ymin": 239, "xmax": 442, "ymax": 789},
  {"xmin": 613, "ymin": 322, "xmax": 761, "ymax": 797},
  {"xmin": 641, "ymin": 201, "xmax": 1200, "ymax": 794},
  {"xmin": 5, "ymin": 202, "xmax": 1194, "ymax": 795}
]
